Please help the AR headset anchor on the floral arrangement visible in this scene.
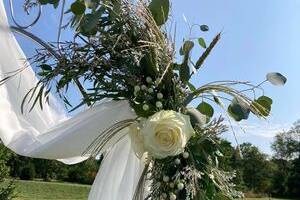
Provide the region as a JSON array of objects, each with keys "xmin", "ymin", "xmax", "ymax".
[{"xmin": 3, "ymin": 0, "xmax": 287, "ymax": 199}]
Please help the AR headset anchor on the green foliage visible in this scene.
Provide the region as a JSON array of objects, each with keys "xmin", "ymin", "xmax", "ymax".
[
  {"xmin": 0, "ymin": 143, "xmax": 15, "ymax": 200},
  {"xmin": 198, "ymin": 37, "xmax": 207, "ymax": 48},
  {"xmin": 66, "ymin": 159, "xmax": 99, "ymax": 184},
  {"xmin": 38, "ymin": 0, "xmax": 59, "ymax": 8},
  {"xmin": 19, "ymin": 164, "xmax": 36, "ymax": 180},
  {"xmin": 148, "ymin": 0, "xmax": 170, "ymax": 26},
  {"xmin": 4, "ymin": 145, "xmax": 100, "ymax": 184},
  {"xmin": 197, "ymin": 101, "xmax": 214, "ymax": 118},
  {"xmin": 271, "ymin": 124, "xmax": 300, "ymax": 198},
  {"xmin": 71, "ymin": 1, "xmax": 86, "ymax": 15},
  {"xmin": 228, "ymin": 98, "xmax": 250, "ymax": 121},
  {"xmin": 239, "ymin": 143, "xmax": 273, "ymax": 193}
]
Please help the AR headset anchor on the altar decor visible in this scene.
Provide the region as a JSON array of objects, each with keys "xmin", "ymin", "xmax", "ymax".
[{"xmin": 0, "ymin": 0, "xmax": 287, "ymax": 200}]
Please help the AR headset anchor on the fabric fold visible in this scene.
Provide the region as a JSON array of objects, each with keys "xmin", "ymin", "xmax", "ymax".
[{"xmin": 88, "ymin": 136, "xmax": 144, "ymax": 200}]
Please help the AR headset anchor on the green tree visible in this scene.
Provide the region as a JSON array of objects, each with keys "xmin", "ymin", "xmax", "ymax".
[
  {"xmin": 219, "ymin": 141, "xmax": 246, "ymax": 191},
  {"xmin": 271, "ymin": 121, "xmax": 300, "ymax": 197},
  {"xmin": 239, "ymin": 143, "xmax": 273, "ymax": 194},
  {"xmin": 0, "ymin": 143, "xmax": 15, "ymax": 200}
]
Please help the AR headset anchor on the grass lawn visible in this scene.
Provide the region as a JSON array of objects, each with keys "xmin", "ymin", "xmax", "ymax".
[
  {"xmin": 13, "ymin": 180, "xmax": 90, "ymax": 200},
  {"xmin": 10, "ymin": 180, "xmax": 295, "ymax": 200}
]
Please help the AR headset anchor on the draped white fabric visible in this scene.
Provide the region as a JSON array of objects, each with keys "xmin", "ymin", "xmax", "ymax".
[{"xmin": 0, "ymin": 2, "xmax": 143, "ymax": 199}]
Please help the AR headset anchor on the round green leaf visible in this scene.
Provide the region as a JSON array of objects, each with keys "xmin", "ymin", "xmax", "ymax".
[
  {"xmin": 149, "ymin": 0, "xmax": 170, "ymax": 26},
  {"xmin": 71, "ymin": 1, "xmax": 86, "ymax": 15},
  {"xmin": 252, "ymin": 99, "xmax": 271, "ymax": 117},
  {"xmin": 266, "ymin": 72, "xmax": 287, "ymax": 86},
  {"xmin": 197, "ymin": 102, "xmax": 214, "ymax": 118},
  {"xmin": 200, "ymin": 25, "xmax": 209, "ymax": 32},
  {"xmin": 183, "ymin": 40, "xmax": 194, "ymax": 54},
  {"xmin": 257, "ymin": 96, "xmax": 273, "ymax": 105},
  {"xmin": 198, "ymin": 37, "xmax": 207, "ymax": 48},
  {"xmin": 39, "ymin": 64, "xmax": 52, "ymax": 71},
  {"xmin": 227, "ymin": 98, "xmax": 250, "ymax": 121},
  {"xmin": 79, "ymin": 10, "xmax": 103, "ymax": 34}
]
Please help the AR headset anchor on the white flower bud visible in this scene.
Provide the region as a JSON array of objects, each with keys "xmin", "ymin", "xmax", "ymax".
[
  {"xmin": 183, "ymin": 152, "xmax": 189, "ymax": 159},
  {"xmin": 134, "ymin": 86, "xmax": 141, "ymax": 92},
  {"xmin": 155, "ymin": 78, "xmax": 160, "ymax": 85},
  {"xmin": 141, "ymin": 85, "xmax": 147, "ymax": 90},
  {"xmin": 169, "ymin": 182, "xmax": 175, "ymax": 188},
  {"xmin": 163, "ymin": 175, "xmax": 169, "ymax": 182},
  {"xmin": 169, "ymin": 193, "xmax": 177, "ymax": 200},
  {"xmin": 177, "ymin": 182, "xmax": 184, "ymax": 190},
  {"xmin": 157, "ymin": 92, "xmax": 163, "ymax": 99},
  {"xmin": 148, "ymin": 88, "xmax": 154, "ymax": 93},
  {"xmin": 84, "ymin": 0, "xmax": 95, "ymax": 8},
  {"xmin": 157, "ymin": 182, "xmax": 161, "ymax": 187},
  {"xmin": 162, "ymin": 193, "xmax": 167, "ymax": 198},
  {"xmin": 146, "ymin": 77, "xmax": 153, "ymax": 83},
  {"xmin": 156, "ymin": 101, "xmax": 163, "ymax": 108},
  {"xmin": 143, "ymin": 104, "xmax": 149, "ymax": 111},
  {"xmin": 174, "ymin": 158, "xmax": 181, "ymax": 165},
  {"xmin": 146, "ymin": 172, "xmax": 152, "ymax": 179}
]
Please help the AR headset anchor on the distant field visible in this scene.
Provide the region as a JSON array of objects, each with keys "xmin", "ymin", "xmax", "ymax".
[{"xmin": 10, "ymin": 180, "xmax": 295, "ymax": 200}]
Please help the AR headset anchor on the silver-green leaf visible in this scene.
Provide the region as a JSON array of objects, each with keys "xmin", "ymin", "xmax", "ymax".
[
  {"xmin": 198, "ymin": 38, "xmax": 207, "ymax": 48},
  {"xmin": 266, "ymin": 72, "xmax": 287, "ymax": 86}
]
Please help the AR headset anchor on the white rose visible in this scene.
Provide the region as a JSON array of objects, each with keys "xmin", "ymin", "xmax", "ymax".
[{"xmin": 130, "ymin": 110, "xmax": 194, "ymax": 159}]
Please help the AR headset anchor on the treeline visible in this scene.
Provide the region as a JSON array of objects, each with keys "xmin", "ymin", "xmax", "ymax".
[
  {"xmin": 218, "ymin": 121, "xmax": 300, "ymax": 198},
  {"xmin": 0, "ymin": 121, "xmax": 299, "ymax": 199},
  {"xmin": 3, "ymin": 151, "xmax": 102, "ymax": 185}
]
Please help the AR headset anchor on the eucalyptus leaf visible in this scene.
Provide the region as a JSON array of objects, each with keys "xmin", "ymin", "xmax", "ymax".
[
  {"xmin": 198, "ymin": 37, "xmax": 207, "ymax": 48},
  {"xmin": 39, "ymin": 0, "xmax": 59, "ymax": 7},
  {"xmin": 182, "ymin": 40, "xmax": 194, "ymax": 54},
  {"xmin": 38, "ymin": 0, "xmax": 49, "ymax": 4},
  {"xmin": 266, "ymin": 72, "xmax": 287, "ymax": 86},
  {"xmin": 200, "ymin": 24, "xmax": 209, "ymax": 32},
  {"xmin": 149, "ymin": 0, "xmax": 170, "ymax": 26},
  {"xmin": 179, "ymin": 41, "xmax": 194, "ymax": 83},
  {"xmin": 251, "ymin": 98, "xmax": 271, "ymax": 117},
  {"xmin": 227, "ymin": 98, "xmax": 250, "ymax": 121},
  {"xmin": 39, "ymin": 64, "xmax": 52, "ymax": 71},
  {"xmin": 197, "ymin": 102, "xmax": 214, "ymax": 118},
  {"xmin": 71, "ymin": 1, "xmax": 86, "ymax": 15},
  {"xmin": 79, "ymin": 9, "xmax": 103, "ymax": 34},
  {"xmin": 257, "ymin": 96, "xmax": 273, "ymax": 105}
]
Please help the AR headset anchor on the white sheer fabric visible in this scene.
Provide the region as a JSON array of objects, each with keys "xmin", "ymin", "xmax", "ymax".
[{"xmin": 0, "ymin": 2, "xmax": 143, "ymax": 199}]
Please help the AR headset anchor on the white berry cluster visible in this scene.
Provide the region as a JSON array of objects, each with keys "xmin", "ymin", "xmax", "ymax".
[
  {"xmin": 159, "ymin": 151, "xmax": 190, "ymax": 200},
  {"xmin": 133, "ymin": 77, "xmax": 164, "ymax": 112}
]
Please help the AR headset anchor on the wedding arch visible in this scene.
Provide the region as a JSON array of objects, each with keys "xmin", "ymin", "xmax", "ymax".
[{"xmin": 0, "ymin": 1, "xmax": 286, "ymax": 200}]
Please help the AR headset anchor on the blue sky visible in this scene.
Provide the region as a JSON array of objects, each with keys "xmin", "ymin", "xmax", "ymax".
[{"xmin": 4, "ymin": 0, "xmax": 300, "ymax": 155}]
